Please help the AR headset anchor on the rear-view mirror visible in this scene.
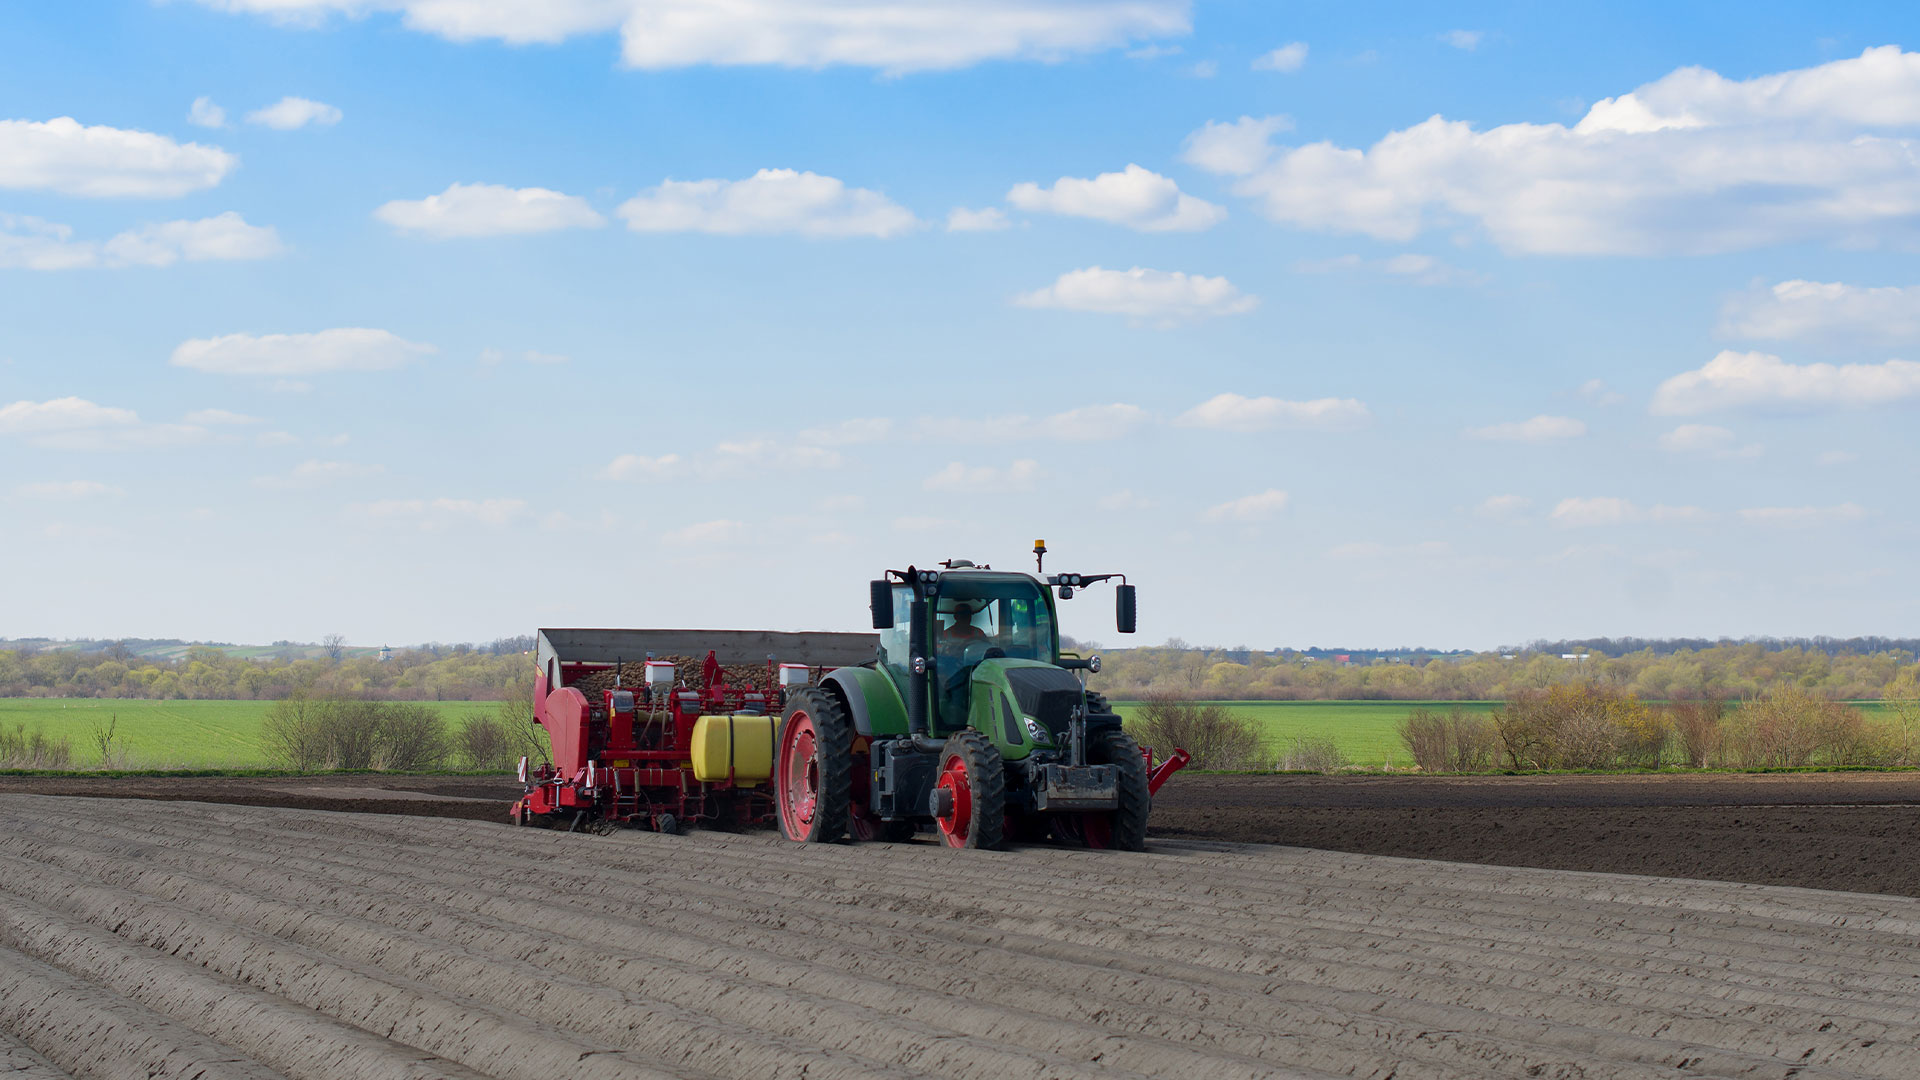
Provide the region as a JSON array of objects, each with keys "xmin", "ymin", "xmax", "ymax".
[
  {"xmin": 1116, "ymin": 584, "xmax": 1137, "ymax": 634},
  {"xmin": 870, "ymin": 580, "xmax": 894, "ymax": 629}
]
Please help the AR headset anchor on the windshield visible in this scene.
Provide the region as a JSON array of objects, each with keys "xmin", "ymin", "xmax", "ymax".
[
  {"xmin": 932, "ymin": 574, "xmax": 1052, "ymax": 729},
  {"xmin": 934, "ymin": 575, "xmax": 1053, "ymax": 662}
]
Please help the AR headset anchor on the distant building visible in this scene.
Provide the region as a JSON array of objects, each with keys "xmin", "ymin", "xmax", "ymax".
[
  {"xmin": 1561, "ymin": 653, "xmax": 1590, "ymax": 661},
  {"xmin": 379, "ymin": 645, "xmax": 392, "ymax": 662}
]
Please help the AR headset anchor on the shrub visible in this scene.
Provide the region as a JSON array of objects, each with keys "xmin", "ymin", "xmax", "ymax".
[
  {"xmin": 1400, "ymin": 709, "xmax": 1448, "ymax": 772},
  {"xmin": 1495, "ymin": 683, "xmax": 1654, "ymax": 770},
  {"xmin": 1723, "ymin": 686, "xmax": 1830, "ymax": 768},
  {"xmin": 0, "ymin": 723, "xmax": 72, "ymax": 769},
  {"xmin": 453, "ymin": 712, "xmax": 522, "ymax": 771},
  {"xmin": 374, "ymin": 703, "xmax": 447, "ymax": 771},
  {"xmin": 1669, "ymin": 697, "xmax": 1725, "ymax": 768},
  {"xmin": 1129, "ymin": 690, "xmax": 1264, "ymax": 770},
  {"xmin": 261, "ymin": 695, "xmax": 446, "ymax": 771},
  {"xmin": 1399, "ymin": 707, "xmax": 1498, "ymax": 772},
  {"xmin": 1278, "ymin": 735, "xmax": 1348, "ymax": 774}
]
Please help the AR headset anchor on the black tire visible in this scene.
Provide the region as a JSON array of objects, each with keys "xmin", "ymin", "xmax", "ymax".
[
  {"xmin": 1088, "ymin": 727, "xmax": 1150, "ymax": 851},
  {"xmin": 936, "ymin": 728, "xmax": 1005, "ymax": 850},
  {"xmin": 1085, "ymin": 690, "xmax": 1112, "ymax": 715},
  {"xmin": 776, "ymin": 687, "xmax": 852, "ymax": 843}
]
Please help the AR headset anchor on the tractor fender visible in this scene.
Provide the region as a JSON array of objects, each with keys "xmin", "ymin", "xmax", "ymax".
[{"xmin": 821, "ymin": 666, "xmax": 910, "ymax": 737}]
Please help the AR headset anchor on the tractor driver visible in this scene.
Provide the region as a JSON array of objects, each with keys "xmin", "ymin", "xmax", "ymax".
[{"xmin": 936, "ymin": 598, "xmax": 995, "ymax": 726}]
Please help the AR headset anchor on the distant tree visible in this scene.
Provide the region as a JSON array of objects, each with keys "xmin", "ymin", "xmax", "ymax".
[{"xmin": 322, "ymin": 633, "xmax": 347, "ymax": 661}]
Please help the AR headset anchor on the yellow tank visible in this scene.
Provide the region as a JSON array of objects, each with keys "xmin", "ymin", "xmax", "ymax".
[{"xmin": 690, "ymin": 714, "xmax": 776, "ymax": 783}]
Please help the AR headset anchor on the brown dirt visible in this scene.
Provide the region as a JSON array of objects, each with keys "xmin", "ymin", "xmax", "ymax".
[
  {"xmin": 5, "ymin": 794, "xmax": 1920, "ymax": 1079},
  {"xmin": 7, "ymin": 770, "xmax": 1920, "ymax": 896},
  {"xmin": 1151, "ymin": 771, "xmax": 1920, "ymax": 898}
]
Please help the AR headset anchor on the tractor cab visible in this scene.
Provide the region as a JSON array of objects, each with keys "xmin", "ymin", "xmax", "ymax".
[{"xmin": 877, "ymin": 567, "xmax": 1056, "ymax": 732}]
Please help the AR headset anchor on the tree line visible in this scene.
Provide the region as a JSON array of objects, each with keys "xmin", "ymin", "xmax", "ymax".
[
  {"xmin": 1087, "ymin": 641, "xmax": 1918, "ymax": 701},
  {"xmin": 0, "ymin": 643, "xmax": 532, "ymax": 701},
  {"xmin": 3, "ymin": 636, "xmax": 1916, "ymax": 703}
]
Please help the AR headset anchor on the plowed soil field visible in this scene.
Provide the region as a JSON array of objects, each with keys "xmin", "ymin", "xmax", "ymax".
[{"xmin": 3, "ymin": 793, "xmax": 1920, "ymax": 1079}]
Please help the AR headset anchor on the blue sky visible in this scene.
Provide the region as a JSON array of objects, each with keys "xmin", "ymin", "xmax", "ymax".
[{"xmin": 2, "ymin": 0, "xmax": 1917, "ymax": 650}]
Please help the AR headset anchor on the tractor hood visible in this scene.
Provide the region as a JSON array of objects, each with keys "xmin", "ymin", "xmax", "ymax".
[{"xmin": 997, "ymin": 662, "xmax": 1086, "ymax": 736}]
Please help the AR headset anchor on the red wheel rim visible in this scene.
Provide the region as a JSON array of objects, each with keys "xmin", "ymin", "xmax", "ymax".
[
  {"xmin": 777, "ymin": 711, "xmax": 820, "ymax": 840},
  {"xmin": 934, "ymin": 752, "xmax": 974, "ymax": 847},
  {"xmin": 1080, "ymin": 813, "xmax": 1114, "ymax": 849}
]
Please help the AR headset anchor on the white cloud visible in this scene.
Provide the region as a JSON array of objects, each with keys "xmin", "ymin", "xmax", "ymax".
[
  {"xmin": 1045, "ymin": 403, "xmax": 1149, "ymax": 441},
  {"xmin": 1440, "ymin": 30, "xmax": 1483, "ymax": 51},
  {"xmin": 1190, "ymin": 47, "xmax": 1920, "ymax": 255},
  {"xmin": 196, "ymin": 0, "xmax": 1192, "ymax": 72},
  {"xmin": 799, "ymin": 418, "xmax": 893, "ymax": 445},
  {"xmin": 1657, "ymin": 424, "xmax": 1762, "ymax": 458},
  {"xmin": 1186, "ymin": 60, "xmax": 1217, "ymax": 79},
  {"xmin": 924, "ymin": 459, "xmax": 1039, "ymax": 492},
  {"xmin": 1008, "ymin": 164, "xmax": 1224, "ymax": 232},
  {"xmin": 617, "ymin": 169, "xmax": 916, "ymax": 237},
  {"xmin": 1180, "ymin": 115, "xmax": 1292, "ymax": 176},
  {"xmin": 1817, "ymin": 449, "xmax": 1859, "ymax": 466},
  {"xmin": 1204, "ymin": 488, "xmax": 1288, "ymax": 521},
  {"xmin": 359, "ymin": 497, "xmax": 527, "ymax": 528},
  {"xmin": 918, "ymin": 405, "xmax": 1146, "ymax": 443},
  {"xmin": 1015, "ymin": 266, "xmax": 1257, "ymax": 323},
  {"xmin": 1738, "ymin": 503, "xmax": 1868, "ymax": 526},
  {"xmin": 946, "ymin": 206, "xmax": 1009, "ymax": 232},
  {"xmin": 1719, "ymin": 280, "xmax": 1920, "ymax": 346},
  {"xmin": 1252, "ymin": 42, "xmax": 1307, "ymax": 73},
  {"xmin": 1466, "ymin": 415, "xmax": 1587, "ymax": 443},
  {"xmin": 375, "ymin": 182, "xmax": 606, "ymax": 238},
  {"xmin": 188, "ymin": 97, "xmax": 227, "ymax": 128},
  {"xmin": 254, "ymin": 460, "xmax": 385, "ymax": 489},
  {"xmin": 1650, "ymin": 350, "xmax": 1920, "ymax": 414},
  {"xmin": 1175, "ymin": 392, "xmax": 1369, "ymax": 431},
  {"xmin": 0, "ymin": 397, "xmax": 206, "ymax": 451},
  {"xmin": 601, "ymin": 453, "xmax": 680, "ymax": 481},
  {"xmin": 663, "ymin": 519, "xmax": 747, "ymax": 546},
  {"xmin": 245, "ymin": 96, "xmax": 342, "ymax": 130},
  {"xmin": 0, "ymin": 117, "xmax": 235, "ymax": 198},
  {"xmin": 713, "ymin": 440, "xmax": 843, "ymax": 470},
  {"xmin": 1292, "ymin": 251, "xmax": 1483, "ymax": 286},
  {"xmin": 1476, "ymin": 494, "xmax": 1532, "ymax": 518},
  {"xmin": 1551, "ymin": 497, "xmax": 1713, "ymax": 527},
  {"xmin": 0, "ymin": 215, "xmax": 96, "ymax": 270},
  {"xmin": 1098, "ymin": 489, "xmax": 1153, "ymax": 511},
  {"xmin": 103, "ymin": 212, "xmax": 284, "ymax": 267},
  {"xmin": 184, "ymin": 408, "xmax": 262, "ymax": 425},
  {"xmin": 1579, "ymin": 378, "xmax": 1627, "ymax": 406},
  {"xmin": 1, "ymin": 212, "xmax": 282, "ymax": 270},
  {"xmin": 171, "ymin": 328, "xmax": 436, "ymax": 376},
  {"xmin": 15, "ymin": 480, "xmax": 124, "ymax": 500}
]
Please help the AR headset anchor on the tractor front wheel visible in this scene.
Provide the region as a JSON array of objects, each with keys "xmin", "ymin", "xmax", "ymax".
[
  {"xmin": 776, "ymin": 688, "xmax": 852, "ymax": 843},
  {"xmin": 933, "ymin": 729, "xmax": 1005, "ymax": 850},
  {"xmin": 1059, "ymin": 728, "xmax": 1150, "ymax": 851}
]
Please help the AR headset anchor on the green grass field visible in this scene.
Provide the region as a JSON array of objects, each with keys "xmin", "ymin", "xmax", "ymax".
[
  {"xmin": 0, "ymin": 699, "xmax": 502, "ymax": 769},
  {"xmin": 1110, "ymin": 700, "xmax": 1503, "ymax": 768},
  {"xmin": 3, "ymin": 696, "xmax": 1900, "ymax": 772}
]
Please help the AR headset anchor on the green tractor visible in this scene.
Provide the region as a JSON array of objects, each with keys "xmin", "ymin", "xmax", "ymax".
[{"xmin": 775, "ymin": 541, "xmax": 1168, "ymax": 850}]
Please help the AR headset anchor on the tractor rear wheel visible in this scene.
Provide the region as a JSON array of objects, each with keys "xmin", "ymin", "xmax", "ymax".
[
  {"xmin": 776, "ymin": 688, "xmax": 852, "ymax": 843},
  {"xmin": 933, "ymin": 729, "xmax": 1005, "ymax": 850},
  {"xmin": 1062, "ymin": 728, "xmax": 1150, "ymax": 851}
]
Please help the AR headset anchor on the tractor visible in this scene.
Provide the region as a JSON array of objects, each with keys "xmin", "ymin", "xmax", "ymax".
[{"xmin": 774, "ymin": 541, "xmax": 1186, "ymax": 850}]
